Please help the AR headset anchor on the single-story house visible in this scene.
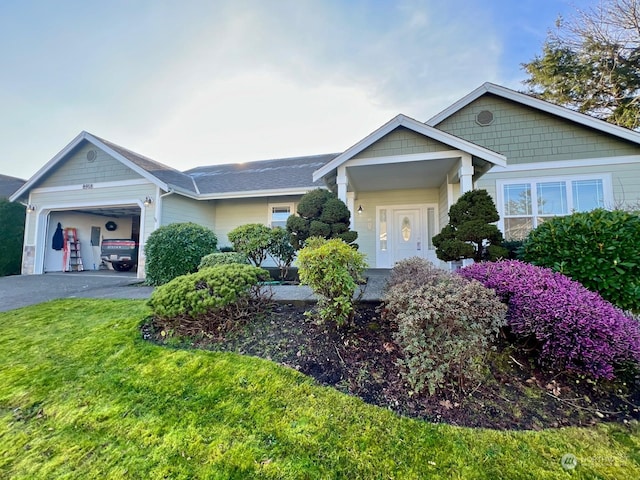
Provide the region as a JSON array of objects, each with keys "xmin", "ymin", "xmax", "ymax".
[{"xmin": 11, "ymin": 83, "xmax": 640, "ymax": 278}]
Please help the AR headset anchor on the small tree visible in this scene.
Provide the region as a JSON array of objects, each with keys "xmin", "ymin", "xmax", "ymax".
[
  {"xmin": 286, "ymin": 189, "xmax": 357, "ymax": 250},
  {"xmin": 267, "ymin": 227, "xmax": 296, "ymax": 280},
  {"xmin": 227, "ymin": 223, "xmax": 272, "ymax": 266},
  {"xmin": 432, "ymin": 190, "xmax": 507, "ymax": 262}
]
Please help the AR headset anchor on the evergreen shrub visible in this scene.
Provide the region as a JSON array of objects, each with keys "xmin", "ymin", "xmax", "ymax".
[
  {"xmin": 227, "ymin": 223, "xmax": 273, "ymax": 267},
  {"xmin": 144, "ymin": 223, "xmax": 218, "ymax": 285},
  {"xmin": 199, "ymin": 252, "xmax": 248, "ymax": 269},
  {"xmin": 459, "ymin": 260, "xmax": 640, "ymax": 380},
  {"xmin": 148, "ymin": 264, "xmax": 269, "ymax": 320},
  {"xmin": 520, "ymin": 209, "xmax": 640, "ymax": 312}
]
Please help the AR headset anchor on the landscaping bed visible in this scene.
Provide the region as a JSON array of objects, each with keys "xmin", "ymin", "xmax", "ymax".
[{"xmin": 144, "ymin": 300, "xmax": 640, "ymax": 430}]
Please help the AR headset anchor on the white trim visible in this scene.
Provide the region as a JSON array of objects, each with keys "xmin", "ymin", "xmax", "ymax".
[
  {"xmin": 491, "ymin": 155, "xmax": 640, "ymax": 173},
  {"xmin": 267, "ymin": 202, "xmax": 295, "ymax": 228},
  {"xmin": 199, "ymin": 186, "xmax": 323, "ymax": 200},
  {"xmin": 495, "ymin": 173, "xmax": 613, "ymax": 238},
  {"xmin": 313, "ymin": 114, "xmax": 507, "ymax": 181},
  {"xmin": 341, "ymin": 150, "xmax": 468, "ymax": 168},
  {"xmin": 30, "ymin": 178, "xmax": 153, "ymax": 194},
  {"xmin": 426, "ymin": 82, "xmax": 640, "ymax": 146}
]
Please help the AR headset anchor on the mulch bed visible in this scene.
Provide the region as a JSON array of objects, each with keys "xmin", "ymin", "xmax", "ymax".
[{"xmin": 143, "ymin": 301, "xmax": 640, "ymax": 430}]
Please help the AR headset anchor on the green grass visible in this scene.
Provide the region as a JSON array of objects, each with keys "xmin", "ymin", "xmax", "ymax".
[{"xmin": 1, "ymin": 299, "xmax": 639, "ymax": 479}]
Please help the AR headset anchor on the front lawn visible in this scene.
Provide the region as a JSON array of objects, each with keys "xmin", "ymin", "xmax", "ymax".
[{"xmin": 1, "ymin": 299, "xmax": 639, "ymax": 478}]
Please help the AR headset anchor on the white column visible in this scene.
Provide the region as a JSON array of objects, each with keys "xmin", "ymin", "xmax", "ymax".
[
  {"xmin": 459, "ymin": 154, "xmax": 474, "ymax": 193},
  {"xmin": 337, "ymin": 166, "xmax": 348, "ymax": 203},
  {"xmin": 346, "ymin": 191, "xmax": 356, "ymax": 229}
]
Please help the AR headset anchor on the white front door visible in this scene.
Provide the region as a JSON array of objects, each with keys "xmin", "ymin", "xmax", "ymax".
[
  {"xmin": 392, "ymin": 209, "xmax": 422, "ymax": 264},
  {"xmin": 376, "ymin": 204, "xmax": 438, "ymax": 268}
]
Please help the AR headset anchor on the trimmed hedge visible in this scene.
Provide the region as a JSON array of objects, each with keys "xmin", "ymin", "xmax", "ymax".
[
  {"xmin": 459, "ymin": 260, "xmax": 640, "ymax": 380},
  {"xmin": 520, "ymin": 209, "xmax": 640, "ymax": 312},
  {"xmin": 199, "ymin": 252, "xmax": 249, "ymax": 269}
]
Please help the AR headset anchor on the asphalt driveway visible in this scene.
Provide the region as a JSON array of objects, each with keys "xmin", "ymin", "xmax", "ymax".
[{"xmin": 0, "ymin": 271, "xmax": 154, "ymax": 313}]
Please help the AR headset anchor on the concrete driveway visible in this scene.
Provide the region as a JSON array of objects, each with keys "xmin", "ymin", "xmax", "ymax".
[{"xmin": 0, "ymin": 271, "xmax": 154, "ymax": 312}]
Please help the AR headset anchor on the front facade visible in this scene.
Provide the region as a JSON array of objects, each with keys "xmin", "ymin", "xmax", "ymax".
[{"xmin": 11, "ymin": 83, "xmax": 640, "ymax": 278}]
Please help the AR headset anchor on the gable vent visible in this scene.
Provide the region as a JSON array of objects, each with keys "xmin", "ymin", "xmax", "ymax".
[
  {"xmin": 475, "ymin": 110, "xmax": 494, "ymax": 126},
  {"xmin": 86, "ymin": 150, "xmax": 97, "ymax": 162}
]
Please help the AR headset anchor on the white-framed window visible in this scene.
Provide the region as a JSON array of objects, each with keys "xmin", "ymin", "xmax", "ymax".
[
  {"xmin": 498, "ymin": 174, "xmax": 611, "ymax": 240},
  {"xmin": 269, "ymin": 203, "xmax": 294, "ymax": 228}
]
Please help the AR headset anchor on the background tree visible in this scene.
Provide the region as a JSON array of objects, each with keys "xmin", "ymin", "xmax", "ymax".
[
  {"xmin": 286, "ymin": 189, "xmax": 357, "ymax": 249},
  {"xmin": 0, "ymin": 199, "xmax": 25, "ymax": 276},
  {"xmin": 432, "ymin": 189, "xmax": 507, "ymax": 262},
  {"xmin": 522, "ymin": 0, "xmax": 640, "ymax": 129}
]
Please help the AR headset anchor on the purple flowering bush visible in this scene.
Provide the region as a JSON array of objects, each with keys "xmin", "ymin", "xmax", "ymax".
[{"xmin": 459, "ymin": 260, "xmax": 640, "ymax": 380}]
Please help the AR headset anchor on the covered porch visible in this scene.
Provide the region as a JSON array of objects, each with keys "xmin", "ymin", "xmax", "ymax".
[{"xmin": 313, "ymin": 115, "xmax": 506, "ymax": 268}]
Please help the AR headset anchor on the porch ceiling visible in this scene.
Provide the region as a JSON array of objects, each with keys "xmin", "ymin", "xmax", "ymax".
[{"xmin": 347, "ymin": 158, "xmax": 457, "ymax": 192}]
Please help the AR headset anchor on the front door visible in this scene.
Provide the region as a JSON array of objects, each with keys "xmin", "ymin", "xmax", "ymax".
[{"xmin": 392, "ymin": 209, "xmax": 423, "ymax": 264}]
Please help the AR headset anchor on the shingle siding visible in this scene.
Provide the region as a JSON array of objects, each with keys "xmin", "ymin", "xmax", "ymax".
[
  {"xmin": 436, "ymin": 94, "xmax": 640, "ymax": 164},
  {"xmin": 39, "ymin": 142, "xmax": 142, "ymax": 188},
  {"xmin": 353, "ymin": 127, "xmax": 452, "ymax": 160}
]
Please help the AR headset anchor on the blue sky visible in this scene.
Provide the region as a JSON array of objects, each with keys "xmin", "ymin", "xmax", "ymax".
[{"xmin": 0, "ymin": 0, "xmax": 594, "ymax": 179}]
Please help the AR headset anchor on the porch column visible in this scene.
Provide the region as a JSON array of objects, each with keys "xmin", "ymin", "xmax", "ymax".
[
  {"xmin": 337, "ymin": 166, "xmax": 348, "ymax": 203},
  {"xmin": 346, "ymin": 191, "xmax": 356, "ymax": 229},
  {"xmin": 459, "ymin": 154, "xmax": 474, "ymax": 193}
]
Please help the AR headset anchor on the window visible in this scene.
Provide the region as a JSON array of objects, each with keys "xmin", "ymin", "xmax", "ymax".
[
  {"xmin": 269, "ymin": 204, "xmax": 293, "ymax": 229},
  {"xmin": 500, "ymin": 176, "xmax": 608, "ymax": 240}
]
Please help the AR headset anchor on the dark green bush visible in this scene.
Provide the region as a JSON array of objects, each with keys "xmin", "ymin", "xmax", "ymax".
[
  {"xmin": 199, "ymin": 252, "xmax": 248, "ymax": 269},
  {"xmin": 0, "ymin": 199, "xmax": 25, "ymax": 276},
  {"xmin": 227, "ymin": 223, "xmax": 272, "ymax": 266},
  {"xmin": 148, "ymin": 264, "xmax": 269, "ymax": 319},
  {"xmin": 433, "ymin": 189, "xmax": 508, "ymax": 262},
  {"xmin": 297, "ymin": 237, "xmax": 367, "ymax": 326},
  {"xmin": 144, "ymin": 222, "xmax": 218, "ymax": 285},
  {"xmin": 384, "ymin": 266, "xmax": 507, "ymax": 396},
  {"xmin": 521, "ymin": 209, "xmax": 640, "ymax": 312},
  {"xmin": 287, "ymin": 189, "xmax": 357, "ymax": 249}
]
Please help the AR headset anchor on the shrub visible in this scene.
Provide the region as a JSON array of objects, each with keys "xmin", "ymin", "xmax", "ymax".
[
  {"xmin": 148, "ymin": 264, "xmax": 270, "ymax": 336},
  {"xmin": 520, "ymin": 209, "xmax": 640, "ymax": 312},
  {"xmin": 286, "ymin": 189, "xmax": 357, "ymax": 249},
  {"xmin": 267, "ymin": 227, "xmax": 296, "ymax": 280},
  {"xmin": 227, "ymin": 223, "xmax": 273, "ymax": 267},
  {"xmin": 297, "ymin": 237, "xmax": 367, "ymax": 326},
  {"xmin": 432, "ymin": 189, "xmax": 508, "ymax": 262},
  {"xmin": 386, "ymin": 257, "xmax": 449, "ymax": 290},
  {"xmin": 198, "ymin": 252, "xmax": 248, "ymax": 269},
  {"xmin": 144, "ymin": 223, "xmax": 218, "ymax": 285},
  {"xmin": 384, "ymin": 269, "xmax": 507, "ymax": 396},
  {"xmin": 0, "ymin": 199, "xmax": 25, "ymax": 276},
  {"xmin": 459, "ymin": 260, "xmax": 640, "ymax": 380}
]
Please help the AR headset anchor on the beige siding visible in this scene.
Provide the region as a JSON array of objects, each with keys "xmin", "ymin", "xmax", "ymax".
[
  {"xmin": 436, "ymin": 95, "xmax": 640, "ymax": 165},
  {"xmin": 30, "ymin": 183, "xmax": 156, "ymax": 206},
  {"xmin": 354, "ymin": 127, "xmax": 452, "ymax": 160},
  {"xmin": 161, "ymin": 195, "xmax": 215, "ymax": 229},
  {"xmin": 39, "ymin": 142, "xmax": 142, "ymax": 187},
  {"xmin": 353, "ymin": 188, "xmax": 440, "ymax": 266},
  {"xmin": 214, "ymin": 195, "xmax": 303, "ymax": 248}
]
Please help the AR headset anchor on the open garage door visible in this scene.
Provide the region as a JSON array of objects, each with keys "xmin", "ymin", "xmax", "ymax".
[{"xmin": 43, "ymin": 205, "xmax": 141, "ymax": 273}]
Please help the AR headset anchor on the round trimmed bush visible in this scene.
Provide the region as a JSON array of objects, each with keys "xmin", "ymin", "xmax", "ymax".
[
  {"xmin": 459, "ymin": 260, "xmax": 640, "ymax": 380},
  {"xmin": 520, "ymin": 209, "xmax": 640, "ymax": 312},
  {"xmin": 199, "ymin": 252, "xmax": 248, "ymax": 269},
  {"xmin": 148, "ymin": 263, "xmax": 269, "ymax": 319},
  {"xmin": 144, "ymin": 222, "xmax": 218, "ymax": 285}
]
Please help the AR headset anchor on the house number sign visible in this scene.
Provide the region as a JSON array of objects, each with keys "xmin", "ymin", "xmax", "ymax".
[{"xmin": 82, "ymin": 183, "xmax": 94, "ymax": 189}]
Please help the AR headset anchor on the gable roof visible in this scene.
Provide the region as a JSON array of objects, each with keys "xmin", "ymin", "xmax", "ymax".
[
  {"xmin": 11, "ymin": 131, "xmax": 198, "ymax": 201},
  {"xmin": 186, "ymin": 154, "xmax": 334, "ymax": 198},
  {"xmin": 426, "ymin": 82, "xmax": 640, "ymax": 146},
  {"xmin": 0, "ymin": 174, "xmax": 26, "ymax": 199},
  {"xmin": 313, "ymin": 114, "xmax": 507, "ymax": 181}
]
